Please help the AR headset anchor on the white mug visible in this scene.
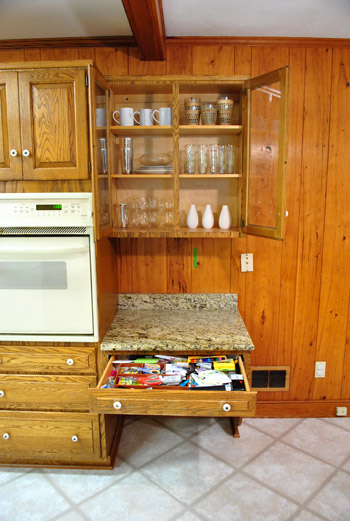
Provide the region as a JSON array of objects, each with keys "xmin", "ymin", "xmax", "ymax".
[
  {"xmin": 113, "ymin": 108, "xmax": 138, "ymax": 126},
  {"xmin": 153, "ymin": 107, "xmax": 172, "ymax": 126},
  {"xmin": 96, "ymin": 108, "xmax": 106, "ymax": 127},
  {"xmin": 134, "ymin": 108, "xmax": 154, "ymax": 126}
]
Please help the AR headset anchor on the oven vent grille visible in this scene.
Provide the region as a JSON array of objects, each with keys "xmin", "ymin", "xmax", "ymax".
[{"xmin": 0, "ymin": 227, "xmax": 87, "ymax": 235}]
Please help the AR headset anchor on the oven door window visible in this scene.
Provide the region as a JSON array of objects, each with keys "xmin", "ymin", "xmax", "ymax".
[{"xmin": 0, "ymin": 236, "xmax": 94, "ymax": 335}]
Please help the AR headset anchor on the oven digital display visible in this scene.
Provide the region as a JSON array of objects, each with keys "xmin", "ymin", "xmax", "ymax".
[{"xmin": 36, "ymin": 204, "xmax": 62, "ymax": 211}]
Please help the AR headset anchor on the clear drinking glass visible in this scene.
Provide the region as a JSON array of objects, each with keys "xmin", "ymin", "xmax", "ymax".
[
  {"xmin": 117, "ymin": 203, "xmax": 128, "ymax": 228},
  {"xmin": 225, "ymin": 144, "xmax": 234, "ymax": 174},
  {"xmin": 185, "ymin": 144, "xmax": 196, "ymax": 174},
  {"xmin": 208, "ymin": 144, "xmax": 219, "ymax": 174},
  {"xmin": 218, "ymin": 145, "xmax": 226, "ymax": 174},
  {"xmin": 197, "ymin": 144, "xmax": 208, "ymax": 174}
]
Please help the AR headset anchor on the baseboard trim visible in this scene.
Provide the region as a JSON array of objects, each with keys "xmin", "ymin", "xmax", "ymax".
[{"xmin": 257, "ymin": 400, "xmax": 350, "ymax": 418}]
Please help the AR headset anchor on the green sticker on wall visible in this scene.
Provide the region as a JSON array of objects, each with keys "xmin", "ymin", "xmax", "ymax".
[{"xmin": 193, "ymin": 248, "xmax": 198, "ymax": 268}]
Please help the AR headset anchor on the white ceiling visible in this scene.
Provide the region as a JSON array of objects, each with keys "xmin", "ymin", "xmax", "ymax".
[
  {"xmin": 163, "ymin": 0, "xmax": 350, "ymax": 39},
  {"xmin": 0, "ymin": 0, "xmax": 349, "ymax": 40}
]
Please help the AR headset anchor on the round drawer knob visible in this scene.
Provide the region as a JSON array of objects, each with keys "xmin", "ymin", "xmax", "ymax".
[
  {"xmin": 0, "ymin": 390, "xmax": 4, "ymax": 398},
  {"xmin": 3, "ymin": 433, "xmax": 10, "ymax": 440},
  {"xmin": 10, "ymin": 149, "xmax": 18, "ymax": 157},
  {"xmin": 223, "ymin": 403, "xmax": 231, "ymax": 412},
  {"xmin": 113, "ymin": 401, "xmax": 122, "ymax": 410},
  {"xmin": 72, "ymin": 435, "xmax": 79, "ymax": 443},
  {"xmin": 66, "ymin": 358, "xmax": 74, "ymax": 366},
  {"xmin": 22, "ymin": 149, "xmax": 31, "ymax": 157}
]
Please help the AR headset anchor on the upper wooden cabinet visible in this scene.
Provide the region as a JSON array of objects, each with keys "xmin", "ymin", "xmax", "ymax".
[
  {"xmin": 107, "ymin": 68, "xmax": 289, "ymax": 240},
  {"xmin": 0, "ymin": 65, "xmax": 89, "ymax": 182}
]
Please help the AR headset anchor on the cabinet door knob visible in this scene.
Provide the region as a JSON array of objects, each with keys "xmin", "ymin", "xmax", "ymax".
[
  {"xmin": 3, "ymin": 433, "xmax": 10, "ymax": 440},
  {"xmin": 223, "ymin": 403, "xmax": 231, "ymax": 412},
  {"xmin": 22, "ymin": 149, "xmax": 31, "ymax": 157},
  {"xmin": 0, "ymin": 390, "xmax": 4, "ymax": 398},
  {"xmin": 113, "ymin": 401, "xmax": 122, "ymax": 410},
  {"xmin": 72, "ymin": 435, "xmax": 79, "ymax": 442},
  {"xmin": 66, "ymin": 358, "xmax": 74, "ymax": 366},
  {"xmin": 10, "ymin": 149, "xmax": 18, "ymax": 157}
]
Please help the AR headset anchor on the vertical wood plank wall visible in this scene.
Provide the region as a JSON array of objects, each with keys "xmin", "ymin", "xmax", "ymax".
[{"xmin": 1, "ymin": 43, "xmax": 350, "ymax": 409}]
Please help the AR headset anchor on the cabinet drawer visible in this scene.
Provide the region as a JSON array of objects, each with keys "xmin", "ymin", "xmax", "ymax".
[
  {"xmin": 0, "ymin": 412, "xmax": 100, "ymax": 459},
  {"xmin": 0, "ymin": 375, "xmax": 96, "ymax": 411},
  {"xmin": 0, "ymin": 347, "xmax": 96, "ymax": 374},
  {"xmin": 89, "ymin": 356, "xmax": 256, "ymax": 418}
]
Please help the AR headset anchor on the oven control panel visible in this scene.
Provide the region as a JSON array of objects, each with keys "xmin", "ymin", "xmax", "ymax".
[{"xmin": 0, "ymin": 193, "xmax": 94, "ymax": 227}]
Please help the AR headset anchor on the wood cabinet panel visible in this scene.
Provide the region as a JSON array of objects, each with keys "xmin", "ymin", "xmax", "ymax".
[
  {"xmin": 0, "ymin": 412, "xmax": 100, "ymax": 459},
  {"xmin": 0, "ymin": 347, "xmax": 96, "ymax": 374},
  {"xmin": 0, "ymin": 71, "xmax": 22, "ymax": 180},
  {"xmin": 0, "ymin": 375, "xmax": 96, "ymax": 411},
  {"xmin": 18, "ymin": 68, "xmax": 89, "ymax": 180}
]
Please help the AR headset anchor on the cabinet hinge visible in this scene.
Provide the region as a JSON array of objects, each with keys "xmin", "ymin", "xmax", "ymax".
[
  {"xmin": 242, "ymin": 88, "xmax": 247, "ymax": 97},
  {"xmin": 85, "ymin": 74, "xmax": 89, "ymax": 87},
  {"xmin": 88, "ymin": 161, "xmax": 91, "ymax": 173},
  {"xmin": 241, "ymin": 219, "xmax": 245, "ymax": 228}
]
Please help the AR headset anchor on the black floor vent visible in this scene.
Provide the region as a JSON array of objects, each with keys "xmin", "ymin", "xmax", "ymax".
[{"xmin": 251, "ymin": 367, "xmax": 290, "ymax": 391}]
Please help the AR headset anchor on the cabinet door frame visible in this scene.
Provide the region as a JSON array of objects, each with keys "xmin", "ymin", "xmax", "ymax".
[
  {"xmin": 0, "ymin": 71, "xmax": 22, "ymax": 181},
  {"xmin": 242, "ymin": 66, "xmax": 289, "ymax": 240},
  {"xmin": 88, "ymin": 65, "xmax": 113, "ymax": 239},
  {"xmin": 18, "ymin": 68, "xmax": 89, "ymax": 181}
]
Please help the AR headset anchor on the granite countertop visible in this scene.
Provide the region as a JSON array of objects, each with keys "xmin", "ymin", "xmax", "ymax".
[{"xmin": 101, "ymin": 294, "xmax": 254, "ymax": 353}]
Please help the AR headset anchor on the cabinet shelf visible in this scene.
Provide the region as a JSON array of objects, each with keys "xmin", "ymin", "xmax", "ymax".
[
  {"xmin": 179, "ymin": 125, "xmax": 242, "ymax": 135},
  {"xmin": 111, "ymin": 174, "xmax": 173, "ymax": 179},
  {"xmin": 111, "ymin": 125, "xmax": 172, "ymax": 136},
  {"xmin": 112, "ymin": 226, "xmax": 240, "ymax": 238},
  {"xmin": 179, "ymin": 174, "xmax": 241, "ymax": 179}
]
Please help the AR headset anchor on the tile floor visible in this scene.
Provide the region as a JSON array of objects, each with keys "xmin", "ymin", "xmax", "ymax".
[{"xmin": 1, "ymin": 416, "xmax": 350, "ymax": 521}]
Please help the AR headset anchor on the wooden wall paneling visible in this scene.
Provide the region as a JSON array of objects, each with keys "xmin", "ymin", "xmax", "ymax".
[
  {"xmin": 245, "ymin": 47, "xmax": 289, "ymax": 401},
  {"xmin": 289, "ymin": 48, "xmax": 332, "ymax": 401},
  {"xmin": 24, "ymin": 49, "xmax": 41, "ymax": 61},
  {"xmin": 191, "ymin": 239, "xmax": 231, "ymax": 293},
  {"xmin": 78, "ymin": 48, "xmax": 96, "ymax": 61},
  {"xmin": 192, "ymin": 46, "xmax": 235, "ymax": 75},
  {"xmin": 166, "ymin": 239, "xmax": 192, "ymax": 293},
  {"xmin": 0, "ymin": 50, "xmax": 25, "ymax": 62},
  {"xmin": 166, "ymin": 46, "xmax": 192, "ymax": 75},
  {"xmin": 95, "ymin": 48, "xmax": 129, "ymax": 76},
  {"xmin": 131, "ymin": 238, "xmax": 167, "ymax": 293},
  {"xmin": 275, "ymin": 47, "xmax": 305, "ymax": 401},
  {"xmin": 313, "ymin": 48, "xmax": 350, "ymax": 400},
  {"xmin": 40, "ymin": 48, "xmax": 79, "ymax": 60},
  {"xmin": 342, "ymin": 302, "xmax": 350, "ymax": 399},
  {"xmin": 116, "ymin": 238, "xmax": 134, "ymax": 293},
  {"xmin": 232, "ymin": 47, "xmax": 252, "ymax": 321},
  {"xmin": 128, "ymin": 48, "xmax": 166, "ymax": 76}
]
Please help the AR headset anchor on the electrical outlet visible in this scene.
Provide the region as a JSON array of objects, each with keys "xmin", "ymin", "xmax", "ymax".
[
  {"xmin": 315, "ymin": 361, "xmax": 326, "ymax": 378},
  {"xmin": 336, "ymin": 407, "xmax": 347, "ymax": 417},
  {"xmin": 241, "ymin": 253, "xmax": 253, "ymax": 272}
]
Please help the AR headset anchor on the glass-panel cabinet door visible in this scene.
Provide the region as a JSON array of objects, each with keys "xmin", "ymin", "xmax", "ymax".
[
  {"xmin": 242, "ymin": 67, "xmax": 289, "ymax": 239},
  {"xmin": 91, "ymin": 68, "xmax": 112, "ymax": 238}
]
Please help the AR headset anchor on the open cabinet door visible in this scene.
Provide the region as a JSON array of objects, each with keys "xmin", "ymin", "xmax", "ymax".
[{"xmin": 242, "ymin": 66, "xmax": 289, "ymax": 239}]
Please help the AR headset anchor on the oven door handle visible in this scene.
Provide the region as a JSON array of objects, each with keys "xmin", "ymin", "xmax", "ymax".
[{"xmin": 0, "ymin": 245, "xmax": 89, "ymax": 255}]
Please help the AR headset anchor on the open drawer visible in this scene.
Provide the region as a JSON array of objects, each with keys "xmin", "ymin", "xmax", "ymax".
[{"xmin": 89, "ymin": 355, "xmax": 256, "ymax": 418}]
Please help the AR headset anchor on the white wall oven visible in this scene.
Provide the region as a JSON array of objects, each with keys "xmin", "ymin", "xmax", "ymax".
[{"xmin": 0, "ymin": 193, "xmax": 98, "ymax": 342}]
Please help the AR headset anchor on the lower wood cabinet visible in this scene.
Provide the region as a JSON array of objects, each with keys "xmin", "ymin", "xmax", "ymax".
[
  {"xmin": 0, "ymin": 375, "xmax": 96, "ymax": 411},
  {"xmin": 90, "ymin": 354, "xmax": 256, "ymax": 418},
  {"xmin": 0, "ymin": 411, "xmax": 101, "ymax": 461}
]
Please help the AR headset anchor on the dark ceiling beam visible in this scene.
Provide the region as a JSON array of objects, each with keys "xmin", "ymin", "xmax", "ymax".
[
  {"xmin": 0, "ymin": 36, "xmax": 136, "ymax": 49},
  {"xmin": 122, "ymin": 0, "xmax": 166, "ymax": 61}
]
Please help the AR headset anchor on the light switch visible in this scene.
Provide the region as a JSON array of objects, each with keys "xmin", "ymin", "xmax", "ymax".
[
  {"xmin": 315, "ymin": 361, "xmax": 326, "ymax": 378},
  {"xmin": 241, "ymin": 253, "xmax": 253, "ymax": 272}
]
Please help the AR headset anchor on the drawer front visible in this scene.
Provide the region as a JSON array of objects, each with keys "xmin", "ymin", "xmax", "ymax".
[
  {"xmin": 0, "ymin": 349, "xmax": 96, "ymax": 374},
  {"xmin": 89, "ymin": 355, "xmax": 256, "ymax": 418},
  {"xmin": 90, "ymin": 388, "xmax": 256, "ymax": 417},
  {"xmin": 0, "ymin": 375, "xmax": 96, "ymax": 411},
  {"xmin": 0, "ymin": 412, "xmax": 100, "ymax": 458}
]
